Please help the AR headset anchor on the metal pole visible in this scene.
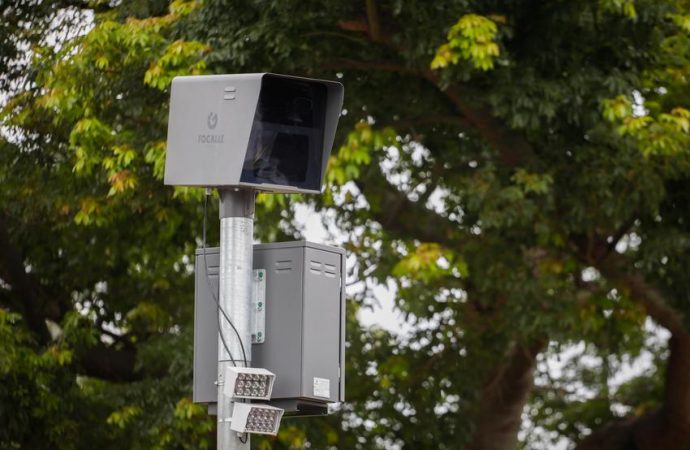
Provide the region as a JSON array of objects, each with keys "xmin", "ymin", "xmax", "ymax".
[{"xmin": 217, "ymin": 189, "xmax": 255, "ymax": 450}]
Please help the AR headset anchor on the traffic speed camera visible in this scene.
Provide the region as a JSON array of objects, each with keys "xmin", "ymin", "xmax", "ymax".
[{"xmin": 164, "ymin": 73, "xmax": 344, "ymax": 193}]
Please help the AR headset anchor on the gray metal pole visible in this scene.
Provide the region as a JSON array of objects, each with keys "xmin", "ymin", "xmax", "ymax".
[{"xmin": 217, "ymin": 189, "xmax": 255, "ymax": 450}]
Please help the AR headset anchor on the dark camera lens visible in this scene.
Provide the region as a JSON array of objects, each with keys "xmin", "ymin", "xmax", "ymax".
[
  {"xmin": 288, "ymin": 97, "xmax": 313, "ymax": 124},
  {"xmin": 240, "ymin": 75, "xmax": 327, "ymax": 191}
]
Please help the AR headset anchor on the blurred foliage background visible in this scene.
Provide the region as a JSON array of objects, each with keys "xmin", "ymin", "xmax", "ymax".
[{"xmin": 2, "ymin": 0, "xmax": 690, "ymax": 449}]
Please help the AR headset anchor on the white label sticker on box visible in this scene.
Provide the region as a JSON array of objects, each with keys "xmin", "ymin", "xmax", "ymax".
[{"xmin": 313, "ymin": 377, "xmax": 330, "ymax": 398}]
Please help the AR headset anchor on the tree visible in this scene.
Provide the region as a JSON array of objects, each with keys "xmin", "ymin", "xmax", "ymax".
[{"xmin": 2, "ymin": 0, "xmax": 690, "ymax": 449}]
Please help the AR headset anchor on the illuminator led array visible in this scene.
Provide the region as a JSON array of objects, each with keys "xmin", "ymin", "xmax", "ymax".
[
  {"xmin": 230, "ymin": 403, "xmax": 284, "ymax": 436},
  {"xmin": 223, "ymin": 367, "xmax": 276, "ymax": 400}
]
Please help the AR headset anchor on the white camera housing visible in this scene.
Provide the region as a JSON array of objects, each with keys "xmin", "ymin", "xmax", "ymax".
[{"xmin": 164, "ymin": 73, "xmax": 344, "ymax": 194}]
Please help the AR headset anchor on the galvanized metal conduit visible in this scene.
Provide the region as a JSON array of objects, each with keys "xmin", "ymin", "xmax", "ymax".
[{"xmin": 217, "ymin": 189, "xmax": 255, "ymax": 450}]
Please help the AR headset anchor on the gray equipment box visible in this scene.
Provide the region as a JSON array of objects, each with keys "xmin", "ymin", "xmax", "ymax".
[
  {"xmin": 165, "ymin": 73, "xmax": 344, "ymax": 194},
  {"xmin": 194, "ymin": 241, "xmax": 346, "ymax": 415}
]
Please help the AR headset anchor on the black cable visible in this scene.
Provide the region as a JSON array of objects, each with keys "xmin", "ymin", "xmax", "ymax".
[
  {"xmin": 239, "ymin": 433, "xmax": 248, "ymax": 444},
  {"xmin": 202, "ymin": 193, "xmax": 237, "ymax": 365},
  {"xmin": 217, "ymin": 311, "xmax": 235, "ymax": 365},
  {"xmin": 202, "ymin": 189, "xmax": 249, "ymax": 367}
]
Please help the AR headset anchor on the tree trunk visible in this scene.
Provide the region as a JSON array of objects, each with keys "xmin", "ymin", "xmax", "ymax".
[
  {"xmin": 465, "ymin": 340, "xmax": 545, "ymax": 450},
  {"xmin": 576, "ymin": 335, "xmax": 690, "ymax": 450},
  {"xmin": 576, "ymin": 273, "xmax": 690, "ymax": 450}
]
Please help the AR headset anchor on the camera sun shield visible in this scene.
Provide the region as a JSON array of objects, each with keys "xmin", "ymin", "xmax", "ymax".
[{"xmin": 164, "ymin": 73, "xmax": 344, "ymax": 194}]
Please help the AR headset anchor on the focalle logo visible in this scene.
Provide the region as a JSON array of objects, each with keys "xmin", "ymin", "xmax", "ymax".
[
  {"xmin": 198, "ymin": 111, "xmax": 223, "ymax": 144},
  {"xmin": 207, "ymin": 112, "xmax": 218, "ymax": 129}
]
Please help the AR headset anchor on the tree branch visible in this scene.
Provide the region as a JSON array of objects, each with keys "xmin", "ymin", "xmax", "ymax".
[
  {"xmin": 622, "ymin": 275, "xmax": 690, "ymax": 437},
  {"xmin": 0, "ymin": 212, "xmax": 58, "ymax": 341},
  {"xmin": 365, "ymin": 0, "xmax": 383, "ymax": 43},
  {"xmin": 79, "ymin": 343, "xmax": 141, "ymax": 382},
  {"xmin": 324, "ymin": 58, "xmax": 418, "ymax": 75},
  {"xmin": 0, "ymin": 213, "xmax": 144, "ymax": 383},
  {"xmin": 326, "ymin": 56, "xmax": 535, "ymax": 167},
  {"xmin": 333, "ymin": 13, "xmax": 537, "ymax": 168},
  {"xmin": 354, "ymin": 168, "xmax": 466, "ymax": 247},
  {"xmin": 623, "ymin": 275, "xmax": 686, "ymax": 335},
  {"xmin": 420, "ymin": 71, "xmax": 535, "ymax": 167},
  {"xmin": 384, "ymin": 114, "xmax": 474, "ymax": 133},
  {"xmin": 57, "ymin": 0, "xmax": 116, "ymax": 13}
]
